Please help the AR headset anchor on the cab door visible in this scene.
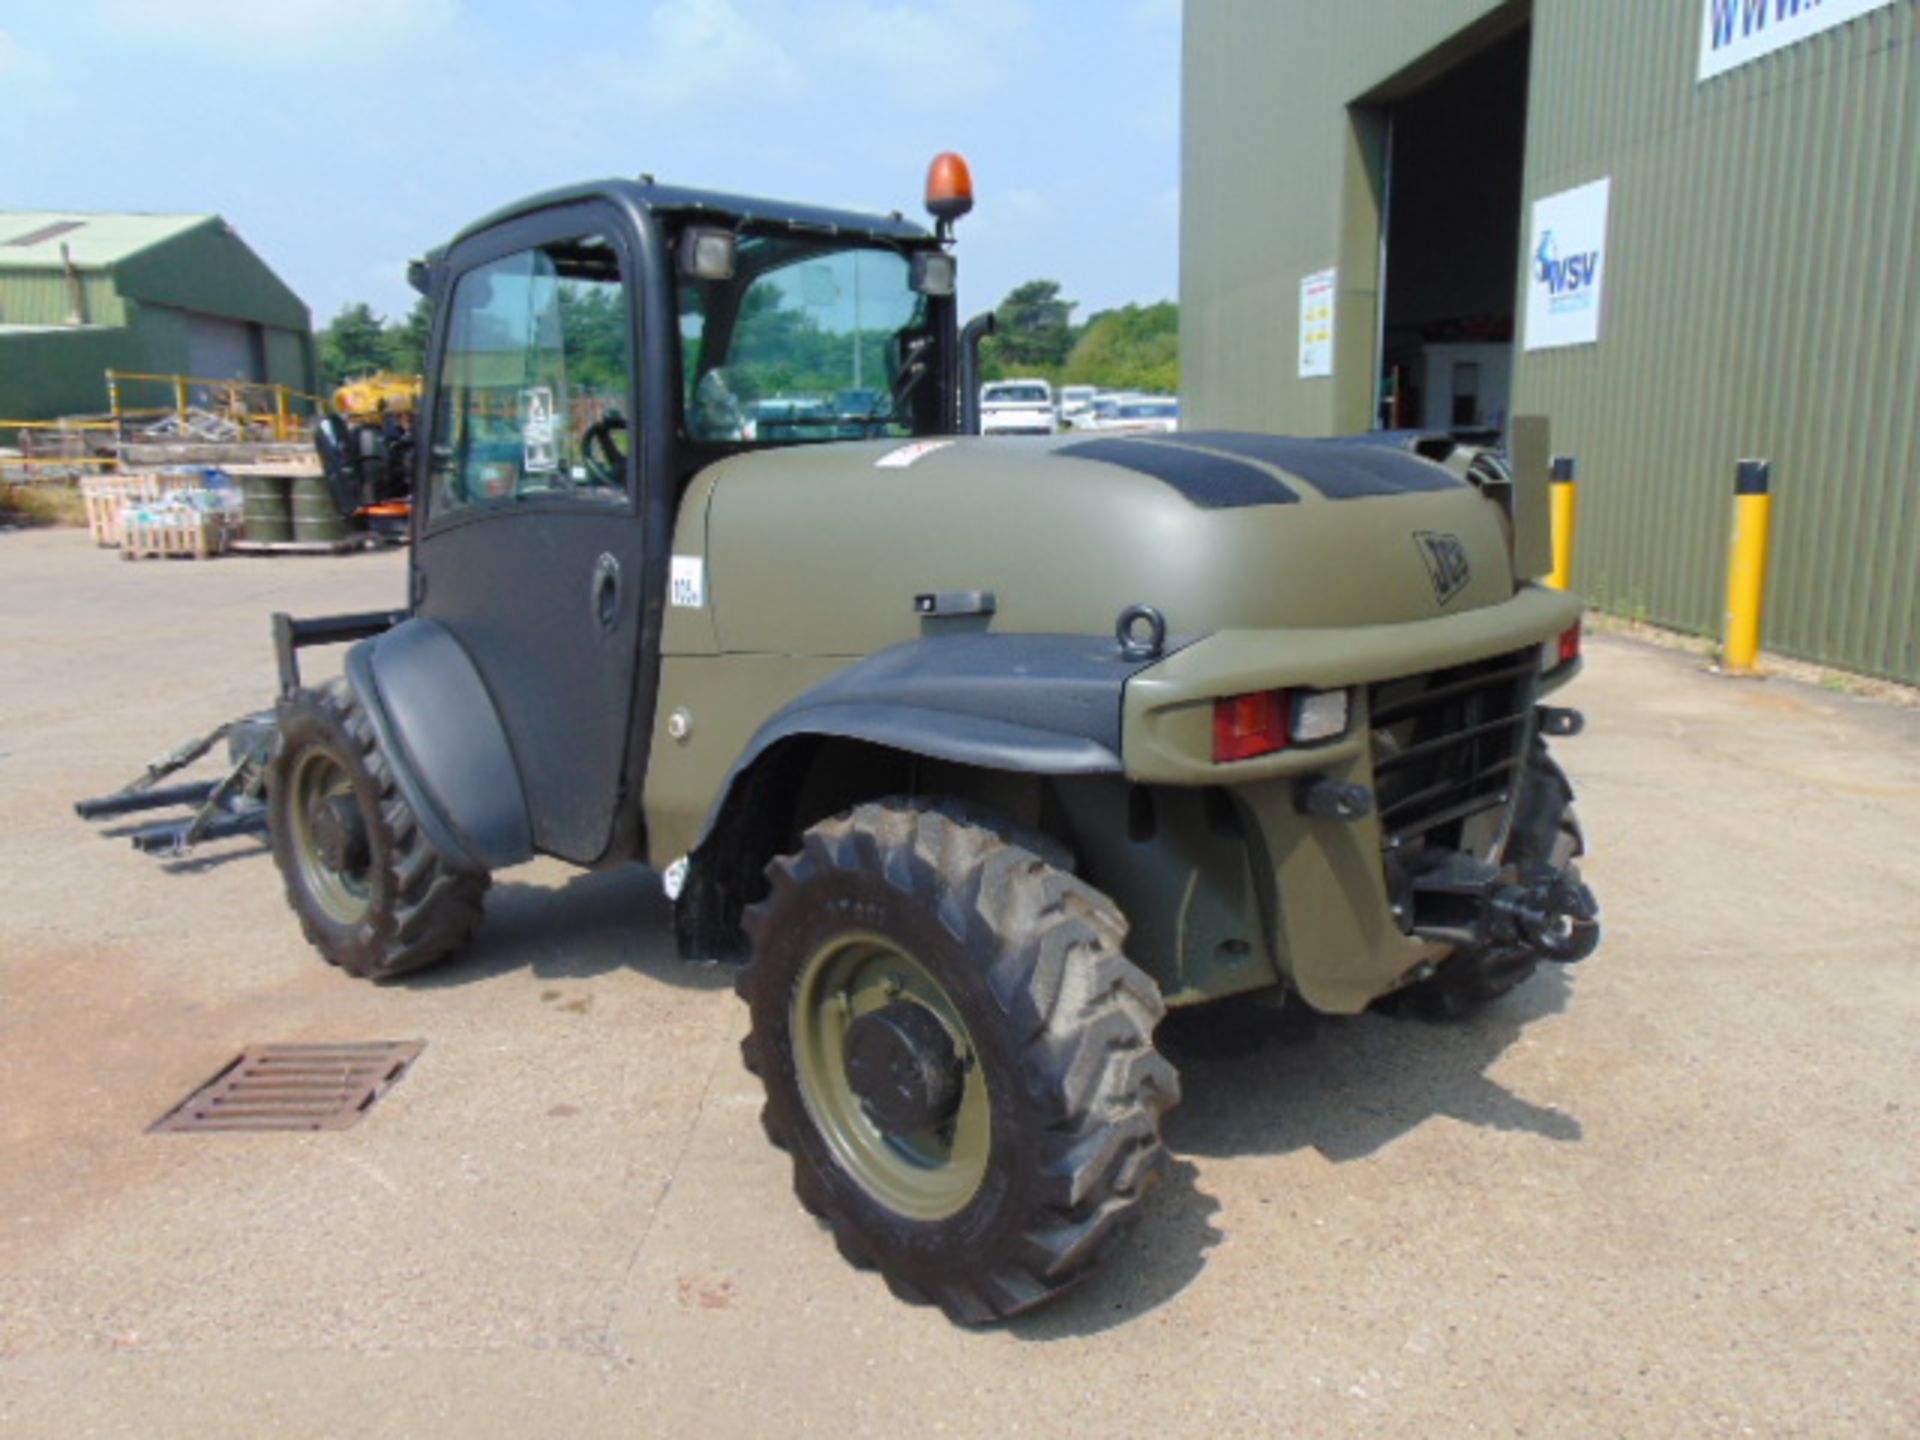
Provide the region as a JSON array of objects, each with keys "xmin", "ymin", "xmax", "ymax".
[{"xmin": 412, "ymin": 203, "xmax": 651, "ymax": 865}]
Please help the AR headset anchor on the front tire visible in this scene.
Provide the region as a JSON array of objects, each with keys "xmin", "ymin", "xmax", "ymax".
[
  {"xmin": 739, "ymin": 800, "xmax": 1179, "ymax": 1324},
  {"xmin": 266, "ymin": 679, "xmax": 488, "ymax": 980}
]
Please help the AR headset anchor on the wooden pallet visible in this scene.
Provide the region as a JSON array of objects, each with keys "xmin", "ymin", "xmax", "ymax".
[
  {"xmin": 79, "ymin": 473, "xmax": 217, "ymax": 547},
  {"xmin": 121, "ymin": 513, "xmax": 229, "ymax": 560}
]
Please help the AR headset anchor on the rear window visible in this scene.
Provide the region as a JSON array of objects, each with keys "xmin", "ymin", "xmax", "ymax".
[{"xmin": 984, "ymin": 384, "xmax": 1051, "ymax": 404}]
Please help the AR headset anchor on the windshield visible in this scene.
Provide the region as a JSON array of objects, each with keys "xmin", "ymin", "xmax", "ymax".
[{"xmin": 678, "ymin": 232, "xmax": 933, "ymax": 445}]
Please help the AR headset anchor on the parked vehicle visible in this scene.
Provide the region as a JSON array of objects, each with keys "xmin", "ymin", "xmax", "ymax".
[
  {"xmin": 1100, "ymin": 395, "xmax": 1181, "ymax": 434},
  {"xmin": 977, "ymin": 379, "xmax": 1058, "ymax": 435},
  {"xmin": 1077, "ymin": 391, "xmax": 1134, "ymax": 430},
  {"xmin": 156, "ymin": 157, "xmax": 1598, "ymax": 1328},
  {"xmin": 1057, "ymin": 383, "xmax": 1097, "ymax": 426}
]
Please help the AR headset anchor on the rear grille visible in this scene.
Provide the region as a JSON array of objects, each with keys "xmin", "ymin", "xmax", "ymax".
[{"xmin": 1368, "ymin": 649, "xmax": 1537, "ymax": 846}]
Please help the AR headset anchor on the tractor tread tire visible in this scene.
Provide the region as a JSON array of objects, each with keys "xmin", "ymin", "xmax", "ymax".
[
  {"xmin": 267, "ymin": 678, "xmax": 488, "ymax": 981},
  {"xmin": 738, "ymin": 798, "xmax": 1178, "ymax": 1325}
]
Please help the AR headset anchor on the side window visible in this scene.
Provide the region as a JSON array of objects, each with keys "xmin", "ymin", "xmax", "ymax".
[{"xmin": 428, "ymin": 233, "xmax": 631, "ymax": 517}]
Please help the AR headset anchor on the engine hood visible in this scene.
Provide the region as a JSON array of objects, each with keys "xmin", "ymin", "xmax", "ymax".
[{"xmin": 687, "ymin": 431, "xmax": 1520, "ymax": 657}]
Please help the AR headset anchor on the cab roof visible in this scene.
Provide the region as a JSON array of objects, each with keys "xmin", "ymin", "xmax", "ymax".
[{"xmin": 447, "ymin": 176, "xmax": 935, "ymax": 255}]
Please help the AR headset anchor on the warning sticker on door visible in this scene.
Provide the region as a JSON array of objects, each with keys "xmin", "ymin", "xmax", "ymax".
[
  {"xmin": 670, "ymin": 555, "xmax": 705, "ymax": 608},
  {"xmin": 522, "ymin": 386, "xmax": 558, "ymax": 474}
]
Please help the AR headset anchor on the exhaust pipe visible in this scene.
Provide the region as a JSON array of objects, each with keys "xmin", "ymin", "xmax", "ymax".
[{"xmin": 958, "ymin": 311, "xmax": 995, "ymax": 435}]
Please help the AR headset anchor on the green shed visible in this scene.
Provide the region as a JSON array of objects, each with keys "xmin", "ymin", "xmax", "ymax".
[
  {"xmin": 1181, "ymin": 0, "xmax": 1919, "ymax": 683},
  {"xmin": 0, "ymin": 211, "xmax": 315, "ymax": 433}
]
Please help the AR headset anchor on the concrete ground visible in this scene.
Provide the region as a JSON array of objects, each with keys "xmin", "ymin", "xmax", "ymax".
[{"xmin": 0, "ymin": 526, "xmax": 1913, "ymax": 1438}]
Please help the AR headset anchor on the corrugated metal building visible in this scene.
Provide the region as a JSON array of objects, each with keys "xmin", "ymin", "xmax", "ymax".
[
  {"xmin": 1181, "ymin": 0, "xmax": 1919, "ymax": 683},
  {"xmin": 0, "ymin": 211, "xmax": 314, "ymax": 426}
]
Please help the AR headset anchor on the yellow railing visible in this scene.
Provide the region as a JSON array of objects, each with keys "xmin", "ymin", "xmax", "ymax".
[
  {"xmin": 0, "ymin": 418, "xmax": 121, "ymax": 471},
  {"xmin": 105, "ymin": 369, "xmax": 325, "ymax": 443}
]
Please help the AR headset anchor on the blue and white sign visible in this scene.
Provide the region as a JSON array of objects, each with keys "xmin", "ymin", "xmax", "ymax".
[
  {"xmin": 1523, "ymin": 178, "xmax": 1611, "ymax": 353},
  {"xmin": 1699, "ymin": 0, "xmax": 1896, "ymax": 82}
]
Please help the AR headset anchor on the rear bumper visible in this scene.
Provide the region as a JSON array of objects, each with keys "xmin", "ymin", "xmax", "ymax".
[
  {"xmin": 1120, "ymin": 582, "xmax": 1582, "ymax": 785},
  {"xmin": 1116, "ymin": 584, "xmax": 1588, "ymax": 1013}
]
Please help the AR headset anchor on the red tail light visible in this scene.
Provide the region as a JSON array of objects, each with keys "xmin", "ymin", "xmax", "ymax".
[
  {"xmin": 1214, "ymin": 689, "xmax": 1290, "ymax": 763},
  {"xmin": 1558, "ymin": 620, "xmax": 1582, "ymax": 666}
]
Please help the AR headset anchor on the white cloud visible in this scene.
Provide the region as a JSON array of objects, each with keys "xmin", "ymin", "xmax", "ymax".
[
  {"xmin": 0, "ymin": 26, "xmax": 30, "ymax": 72},
  {"xmin": 583, "ymin": 0, "xmax": 799, "ymax": 108},
  {"xmin": 820, "ymin": 0, "xmax": 1030, "ymax": 97},
  {"xmin": 99, "ymin": 0, "xmax": 460, "ymax": 63}
]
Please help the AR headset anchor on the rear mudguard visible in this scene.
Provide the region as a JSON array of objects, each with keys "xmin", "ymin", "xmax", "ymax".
[
  {"xmin": 691, "ymin": 632, "xmax": 1170, "ymax": 850},
  {"xmin": 340, "ymin": 618, "xmax": 532, "ymax": 873},
  {"xmin": 674, "ymin": 633, "xmax": 1170, "ymax": 960}
]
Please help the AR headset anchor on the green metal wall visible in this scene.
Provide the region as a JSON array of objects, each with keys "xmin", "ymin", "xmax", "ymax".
[
  {"xmin": 1516, "ymin": 1, "xmax": 1919, "ymax": 683},
  {"xmin": 0, "ymin": 327, "xmax": 139, "ymax": 427},
  {"xmin": 1182, "ymin": 0, "xmax": 1920, "ymax": 683},
  {"xmin": 0, "ymin": 272, "xmax": 126, "ymax": 328},
  {"xmin": 1180, "ymin": 0, "xmax": 1519, "ymax": 437},
  {"xmin": 116, "ymin": 219, "xmax": 309, "ymax": 333}
]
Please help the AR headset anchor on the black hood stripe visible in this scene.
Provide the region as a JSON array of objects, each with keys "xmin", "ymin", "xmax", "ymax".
[
  {"xmin": 1168, "ymin": 431, "xmax": 1464, "ymax": 498},
  {"xmin": 1056, "ymin": 437, "xmax": 1299, "ymax": 508}
]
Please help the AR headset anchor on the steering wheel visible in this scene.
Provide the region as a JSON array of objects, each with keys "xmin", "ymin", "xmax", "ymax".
[{"xmin": 581, "ymin": 412, "xmax": 629, "ymax": 488}]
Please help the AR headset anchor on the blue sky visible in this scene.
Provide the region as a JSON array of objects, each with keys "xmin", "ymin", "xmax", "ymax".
[{"xmin": 0, "ymin": 0, "xmax": 1180, "ymax": 329}]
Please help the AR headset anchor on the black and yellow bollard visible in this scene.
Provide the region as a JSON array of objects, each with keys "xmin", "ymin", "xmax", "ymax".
[
  {"xmin": 1722, "ymin": 459, "xmax": 1773, "ymax": 675},
  {"xmin": 1546, "ymin": 456, "xmax": 1578, "ymax": 591}
]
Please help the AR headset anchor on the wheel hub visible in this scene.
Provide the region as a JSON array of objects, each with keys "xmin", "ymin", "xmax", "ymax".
[
  {"xmin": 844, "ymin": 1001, "xmax": 963, "ymax": 1137},
  {"xmin": 310, "ymin": 794, "xmax": 369, "ymax": 874}
]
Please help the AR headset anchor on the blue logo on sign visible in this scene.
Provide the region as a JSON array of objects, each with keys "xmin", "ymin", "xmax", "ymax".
[{"xmin": 1535, "ymin": 229, "xmax": 1599, "ymax": 313}]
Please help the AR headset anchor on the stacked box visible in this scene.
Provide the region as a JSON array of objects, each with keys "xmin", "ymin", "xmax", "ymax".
[{"xmin": 119, "ymin": 489, "xmax": 242, "ymax": 561}]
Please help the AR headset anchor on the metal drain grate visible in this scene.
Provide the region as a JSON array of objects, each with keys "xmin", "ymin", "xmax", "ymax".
[{"xmin": 149, "ymin": 1041, "xmax": 425, "ymax": 1133}]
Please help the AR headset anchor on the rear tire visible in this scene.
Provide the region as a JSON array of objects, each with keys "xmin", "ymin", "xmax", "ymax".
[
  {"xmin": 266, "ymin": 679, "xmax": 488, "ymax": 980},
  {"xmin": 739, "ymin": 799, "xmax": 1179, "ymax": 1324}
]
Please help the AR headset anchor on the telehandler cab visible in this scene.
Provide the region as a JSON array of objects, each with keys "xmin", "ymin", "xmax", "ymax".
[{"xmin": 257, "ymin": 156, "xmax": 1598, "ymax": 1323}]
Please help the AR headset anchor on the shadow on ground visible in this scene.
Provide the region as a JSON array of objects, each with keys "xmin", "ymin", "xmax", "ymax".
[
  {"xmin": 1165, "ymin": 964, "xmax": 1580, "ymax": 1163},
  {"xmin": 1006, "ymin": 966, "xmax": 1578, "ymax": 1340},
  {"xmin": 402, "ymin": 864, "xmax": 734, "ymax": 993}
]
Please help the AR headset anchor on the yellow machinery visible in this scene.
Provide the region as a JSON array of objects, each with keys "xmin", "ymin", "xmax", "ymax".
[
  {"xmin": 315, "ymin": 371, "xmax": 422, "ymax": 531},
  {"xmin": 332, "ymin": 372, "xmax": 421, "ymax": 423}
]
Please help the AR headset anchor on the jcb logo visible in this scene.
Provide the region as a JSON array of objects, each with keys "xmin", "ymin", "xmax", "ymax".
[{"xmin": 1414, "ymin": 531, "xmax": 1471, "ymax": 606}]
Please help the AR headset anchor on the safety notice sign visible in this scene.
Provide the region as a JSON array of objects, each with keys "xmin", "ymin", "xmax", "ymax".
[{"xmin": 1298, "ymin": 269, "xmax": 1335, "ymax": 379}]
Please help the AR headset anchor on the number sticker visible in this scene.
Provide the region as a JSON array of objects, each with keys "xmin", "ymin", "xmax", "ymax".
[{"xmin": 670, "ymin": 555, "xmax": 705, "ymax": 608}]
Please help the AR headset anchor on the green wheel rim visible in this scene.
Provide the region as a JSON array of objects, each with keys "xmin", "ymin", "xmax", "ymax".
[
  {"xmin": 791, "ymin": 931, "xmax": 991, "ymax": 1222},
  {"xmin": 289, "ymin": 747, "xmax": 372, "ymax": 927}
]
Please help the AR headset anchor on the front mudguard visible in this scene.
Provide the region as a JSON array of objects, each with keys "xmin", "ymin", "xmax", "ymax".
[{"xmin": 338, "ymin": 618, "xmax": 532, "ymax": 873}]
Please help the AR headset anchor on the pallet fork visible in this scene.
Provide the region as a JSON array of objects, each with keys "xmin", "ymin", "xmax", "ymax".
[{"xmin": 74, "ymin": 609, "xmax": 405, "ymax": 858}]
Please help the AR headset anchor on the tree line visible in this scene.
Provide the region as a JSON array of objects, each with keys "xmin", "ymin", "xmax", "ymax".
[
  {"xmin": 979, "ymin": 280, "xmax": 1178, "ymax": 394},
  {"xmin": 318, "ymin": 297, "xmax": 432, "ymax": 392},
  {"xmin": 317, "ymin": 279, "xmax": 1178, "ymax": 395}
]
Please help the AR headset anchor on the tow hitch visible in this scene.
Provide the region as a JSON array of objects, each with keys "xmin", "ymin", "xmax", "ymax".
[{"xmin": 1397, "ymin": 850, "xmax": 1600, "ymax": 965}]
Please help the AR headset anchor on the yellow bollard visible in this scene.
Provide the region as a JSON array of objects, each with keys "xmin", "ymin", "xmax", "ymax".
[
  {"xmin": 1546, "ymin": 456, "xmax": 1578, "ymax": 591},
  {"xmin": 1722, "ymin": 459, "xmax": 1774, "ymax": 674}
]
